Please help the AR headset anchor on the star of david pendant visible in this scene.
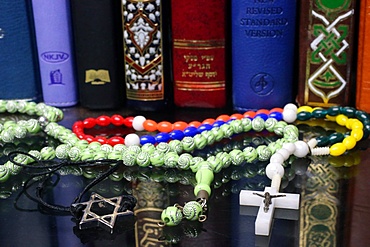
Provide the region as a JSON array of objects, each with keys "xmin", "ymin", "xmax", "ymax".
[{"xmin": 72, "ymin": 193, "xmax": 134, "ymax": 233}]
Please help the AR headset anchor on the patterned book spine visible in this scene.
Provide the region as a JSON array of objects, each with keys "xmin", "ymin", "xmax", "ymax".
[
  {"xmin": 171, "ymin": 0, "xmax": 227, "ymax": 108},
  {"xmin": 122, "ymin": 0, "xmax": 171, "ymax": 111},
  {"xmin": 297, "ymin": 0, "xmax": 357, "ymax": 107},
  {"xmin": 231, "ymin": 0, "xmax": 298, "ymax": 112},
  {"xmin": 356, "ymin": 0, "xmax": 370, "ymax": 112},
  {"xmin": 31, "ymin": 0, "xmax": 78, "ymax": 107},
  {"xmin": 0, "ymin": 0, "xmax": 41, "ymax": 101},
  {"xmin": 70, "ymin": 0, "xmax": 125, "ymax": 110}
]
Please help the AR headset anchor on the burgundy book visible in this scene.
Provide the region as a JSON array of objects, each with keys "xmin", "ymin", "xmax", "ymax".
[{"xmin": 171, "ymin": 0, "xmax": 227, "ymax": 108}]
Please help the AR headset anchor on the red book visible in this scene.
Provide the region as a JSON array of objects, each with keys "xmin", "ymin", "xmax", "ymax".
[
  {"xmin": 171, "ymin": 0, "xmax": 227, "ymax": 108},
  {"xmin": 356, "ymin": 0, "xmax": 370, "ymax": 112}
]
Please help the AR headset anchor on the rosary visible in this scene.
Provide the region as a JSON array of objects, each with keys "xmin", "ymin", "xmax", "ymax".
[{"xmin": 0, "ymin": 100, "xmax": 368, "ymax": 238}]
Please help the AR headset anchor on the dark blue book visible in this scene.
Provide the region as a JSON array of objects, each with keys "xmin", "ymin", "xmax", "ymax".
[
  {"xmin": 0, "ymin": 0, "xmax": 42, "ymax": 101},
  {"xmin": 231, "ymin": 0, "xmax": 298, "ymax": 111}
]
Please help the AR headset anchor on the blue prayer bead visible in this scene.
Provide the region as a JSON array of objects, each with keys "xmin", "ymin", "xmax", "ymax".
[
  {"xmin": 140, "ymin": 135, "xmax": 156, "ymax": 145},
  {"xmin": 169, "ymin": 129, "xmax": 185, "ymax": 140},
  {"xmin": 268, "ymin": 111, "xmax": 283, "ymax": 121},
  {"xmin": 183, "ymin": 126, "xmax": 198, "ymax": 137},
  {"xmin": 198, "ymin": 124, "xmax": 212, "ymax": 132},
  {"xmin": 212, "ymin": 120, "xmax": 225, "ymax": 128},
  {"xmin": 155, "ymin": 132, "xmax": 171, "ymax": 143},
  {"xmin": 255, "ymin": 113, "xmax": 268, "ymax": 121}
]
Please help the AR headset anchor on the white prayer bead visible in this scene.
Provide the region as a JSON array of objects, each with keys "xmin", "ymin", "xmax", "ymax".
[
  {"xmin": 270, "ymin": 153, "xmax": 285, "ymax": 164},
  {"xmin": 282, "ymin": 142, "xmax": 296, "ymax": 154},
  {"xmin": 283, "ymin": 103, "xmax": 298, "ymax": 112},
  {"xmin": 293, "ymin": 141, "xmax": 310, "ymax": 158},
  {"xmin": 132, "ymin": 116, "xmax": 146, "ymax": 131},
  {"xmin": 276, "ymin": 148, "xmax": 290, "ymax": 160},
  {"xmin": 282, "ymin": 109, "xmax": 297, "ymax": 123},
  {"xmin": 125, "ymin": 133, "xmax": 140, "ymax": 146},
  {"xmin": 307, "ymin": 138, "xmax": 318, "ymax": 149},
  {"xmin": 265, "ymin": 162, "xmax": 285, "ymax": 180}
]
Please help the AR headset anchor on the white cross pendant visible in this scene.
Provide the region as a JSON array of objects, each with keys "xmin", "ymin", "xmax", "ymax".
[{"xmin": 239, "ymin": 186, "xmax": 300, "ymax": 236}]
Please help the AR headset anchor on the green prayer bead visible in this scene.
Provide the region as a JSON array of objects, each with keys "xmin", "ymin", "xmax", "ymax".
[
  {"xmin": 0, "ymin": 166, "xmax": 10, "ymax": 183},
  {"xmin": 161, "ymin": 206, "xmax": 183, "ymax": 226},
  {"xmin": 183, "ymin": 201, "xmax": 203, "ymax": 221},
  {"xmin": 40, "ymin": 146, "xmax": 56, "ymax": 160},
  {"xmin": 256, "ymin": 145, "xmax": 272, "ymax": 161},
  {"xmin": 220, "ymin": 124, "xmax": 233, "ymax": 138},
  {"xmin": 194, "ymin": 134, "xmax": 207, "ymax": 150},
  {"xmin": 25, "ymin": 119, "xmax": 41, "ymax": 134},
  {"xmin": 264, "ymin": 118, "xmax": 277, "ymax": 132},
  {"xmin": 297, "ymin": 111, "xmax": 312, "ymax": 121},
  {"xmin": 241, "ymin": 118, "xmax": 252, "ymax": 132},
  {"xmin": 328, "ymin": 132, "xmax": 344, "ymax": 144},
  {"xmin": 229, "ymin": 149, "xmax": 244, "ymax": 166},
  {"xmin": 164, "ymin": 152, "xmax": 179, "ymax": 168},
  {"xmin": 113, "ymin": 144, "xmax": 127, "ymax": 153},
  {"xmin": 127, "ymin": 145, "xmax": 141, "ymax": 154},
  {"xmin": 230, "ymin": 119, "xmax": 243, "ymax": 134},
  {"xmin": 1, "ymin": 129, "xmax": 14, "ymax": 143},
  {"xmin": 141, "ymin": 143, "xmax": 155, "ymax": 154},
  {"xmin": 107, "ymin": 150, "xmax": 122, "ymax": 160},
  {"xmin": 273, "ymin": 121, "xmax": 287, "ymax": 136},
  {"xmin": 74, "ymin": 140, "xmax": 90, "ymax": 150},
  {"xmin": 312, "ymin": 108, "xmax": 328, "ymax": 118},
  {"xmin": 136, "ymin": 152, "xmax": 150, "ymax": 167},
  {"xmin": 327, "ymin": 106, "xmax": 341, "ymax": 116},
  {"xmin": 87, "ymin": 141, "xmax": 102, "ymax": 151},
  {"xmin": 93, "ymin": 151, "xmax": 107, "ymax": 160},
  {"xmin": 190, "ymin": 157, "xmax": 204, "ymax": 173},
  {"xmin": 4, "ymin": 161, "xmax": 21, "ymax": 175},
  {"xmin": 67, "ymin": 147, "xmax": 81, "ymax": 161},
  {"xmin": 252, "ymin": 117, "xmax": 265, "ymax": 132},
  {"xmin": 169, "ymin": 139, "xmax": 183, "ymax": 154},
  {"xmin": 211, "ymin": 127, "xmax": 224, "ymax": 142},
  {"xmin": 215, "ymin": 152, "xmax": 231, "ymax": 169},
  {"xmin": 122, "ymin": 151, "xmax": 138, "ymax": 166},
  {"xmin": 356, "ymin": 110, "xmax": 370, "ymax": 124},
  {"xmin": 340, "ymin": 106, "xmax": 356, "ymax": 117},
  {"xmin": 177, "ymin": 153, "xmax": 193, "ymax": 170},
  {"xmin": 149, "ymin": 150, "xmax": 164, "ymax": 167},
  {"xmin": 201, "ymin": 131, "xmax": 215, "ymax": 145},
  {"xmin": 100, "ymin": 144, "xmax": 113, "ymax": 154},
  {"xmin": 316, "ymin": 136, "xmax": 330, "ymax": 147},
  {"xmin": 207, "ymin": 156, "xmax": 223, "ymax": 173},
  {"xmin": 156, "ymin": 142, "xmax": 170, "ymax": 154},
  {"xmin": 5, "ymin": 101, "xmax": 18, "ymax": 113},
  {"xmin": 80, "ymin": 149, "xmax": 95, "ymax": 161},
  {"xmin": 182, "ymin": 136, "xmax": 195, "ymax": 151},
  {"xmin": 243, "ymin": 146, "xmax": 258, "ymax": 163}
]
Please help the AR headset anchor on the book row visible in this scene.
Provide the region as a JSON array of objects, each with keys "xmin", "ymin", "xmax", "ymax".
[{"xmin": 1, "ymin": 0, "xmax": 368, "ymax": 112}]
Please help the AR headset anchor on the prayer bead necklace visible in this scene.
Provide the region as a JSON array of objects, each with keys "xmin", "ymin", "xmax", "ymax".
[{"xmin": 0, "ymin": 100, "xmax": 368, "ymax": 231}]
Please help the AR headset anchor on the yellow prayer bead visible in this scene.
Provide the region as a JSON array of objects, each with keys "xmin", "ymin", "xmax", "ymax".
[
  {"xmin": 351, "ymin": 120, "xmax": 364, "ymax": 130},
  {"xmin": 342, "ymin": 136, "xmax": 356, "ymax": 150},
  {"xmin": 335, "ymin": 114, "xmax": 348, "ymax": 126},
  {"xmin": 351, "ymin": 129, "xmax": 364, "ymax": 141},
  {"xmin": 326, "ymin": 115, "xmax": 337, "ymax": 121},
  {"xmin": 297, "ymin": 106, "xmax": 313, "ymax": 113},
  {"xmin": 329, "ymin": 143, "xmax": 346, "ymax": 156},
  {"xmin": 345, "ymin": 118, "xmax": 356, "ymax": 129}
]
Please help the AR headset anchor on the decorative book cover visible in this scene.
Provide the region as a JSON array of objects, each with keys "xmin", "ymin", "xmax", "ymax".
[
  {"xmin": 31, "ymin": 0, "xmax": 78, "ymax": 107},
  {"xmin": 231, "ymin": 0, "xmax": 298, "ymax": 112},
  {"xmin": 70, "ymin": 0, "xmax": 125, "ymax": 110},
  {"xmin": 171, "ymin": 0, "xmax": 227, "ymax": 108},
  {"xmin": 297, "ymin": 0, "xmax": 357, "ymax": 107},
  {"xmin": 0, "ymin": 0, "xmax": 41, "ymax": 101},
  {"xmin": 356, "ymin": 0, "xmax": 370, "ymax": 113},
  {"xmin": 122, "ymin": 0, "xmax": 172, "ymax": 111}
]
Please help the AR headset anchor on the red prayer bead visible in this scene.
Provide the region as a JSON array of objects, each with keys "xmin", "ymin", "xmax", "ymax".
[
  {"xmin": 243, "ymin": 111, "xmax": 256, "ymax": 119},
  {"xmin": 173, "ymin": 121, "xmax": 188, "ymax": 130},
  {"xmin": 96, "ymin": 115, "xmax": 111, "ymax": 126},
  {"xmin": 111, "ymin": 114, "xmax": 125, "ymax": 126},
  {"xmin": 157, "ymin": 121, "xmax": 173, "ymax": 133},
  {"xmin": 85, "ymin": 135, "xmax": 95, "ymax": 143},
  {"xmin": 202, "ymin": 118, "xmax": 215, "ymax": 125},
  {"xmin": 83, "ymin": 117, "xmax": 97, "ymax": 128},
  {"xmin": 123, "ymin": 116, "xmax": 134, "ymax": 127},
  {"xmin": 143, "ymin": 119, "xmax": 158, "ymax": 132},
  {"xmin": 95, "ymin": 136, "xmax": 108, "ymax": 145},
  {"xmin": 256, "ymin": 109, "xmax": 270, "ymax": 115},
  {"xmin": 189, "ymin": 121, "xmax": 201, "ymax": 128},
  {"xmin": 230, "ymin": 113, "xmax": 243, "ymax": 120},
  {"xmin": 216, "ymin": 114, "xmax": 230, "ymax": 122},
  {"xmin": 108, "ymin": 136, "xmax": 125, "ymax": 146}
]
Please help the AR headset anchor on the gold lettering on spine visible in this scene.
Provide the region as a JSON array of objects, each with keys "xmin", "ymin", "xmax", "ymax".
[{"xmin": 174, "ymin": 39, "xmax": 225, "ymax": 91}]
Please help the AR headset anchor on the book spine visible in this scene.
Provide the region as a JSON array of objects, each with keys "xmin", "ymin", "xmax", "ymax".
[
  {"xmin": 0, "ymin": 0, "xmax": 41, "ymax": 101},
  {"xmin": 231, "ymin": 0, "xmax": 297, "ymax": 112},
  {"xmin": 356, "ymin": 0, "xmax": 370, "ymax": 112},
  {"xmin": 297, "ymin": 0, "xmax": 357, "ymax": 107},
  {"xmin": 122, "ymin": 0, "xmax": 171, "ymax": 111},
  {"xmin": 171, "ymin": 0, "xmax": 227, "ymax": 108},
  {"xmin": 31, "ymin": 0, "xmax": 78, "ymax": 107},
  {"xmin": 70, "ymin": 0, "xmax": 125, "ymax": 110}
]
